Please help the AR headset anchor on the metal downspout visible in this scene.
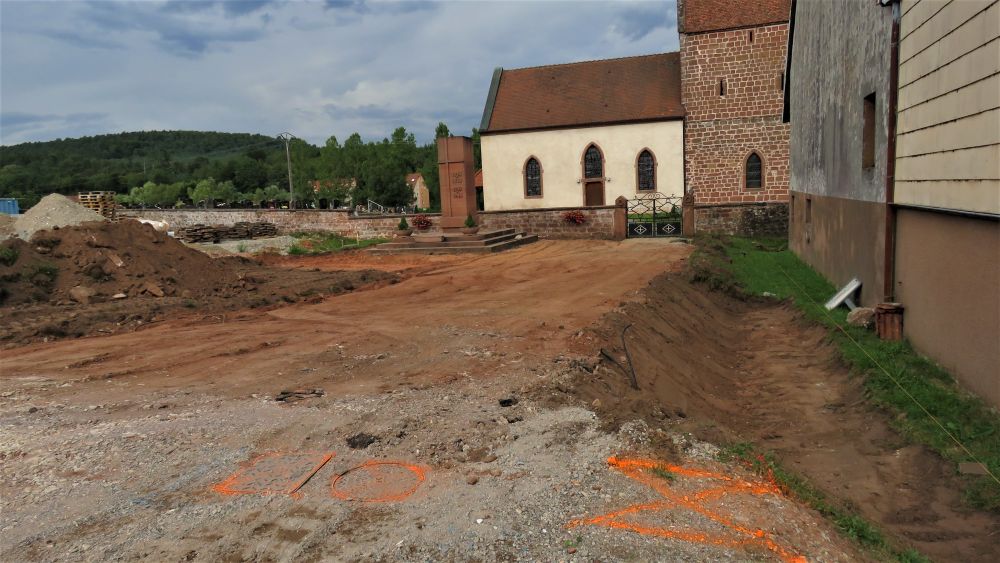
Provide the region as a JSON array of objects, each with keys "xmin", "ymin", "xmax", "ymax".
[{"xmin": 883, "ymin": 0, "xmax": 901, "ymax": 302}]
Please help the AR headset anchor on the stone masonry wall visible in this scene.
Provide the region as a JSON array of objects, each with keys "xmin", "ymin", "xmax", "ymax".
[
  {"xmin": 121, "ymin": 209, "xmax": 419, "ymax": 239},
  {"xmin": 694, "ymin": 202, "xmax": 788, "ymax": 237},
  {"xmin": 681, "ymin": 22, "xmax": 791, "ymax": 214},
  {"xmin": 479, "ymin": 207, "xmax": 616, "ymax": 239},
  {"xmin": 124, "ymin": 206, "xmax": 618, "ymax": 240}
]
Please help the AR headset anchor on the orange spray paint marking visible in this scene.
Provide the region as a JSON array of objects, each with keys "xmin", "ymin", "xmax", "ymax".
[
  {"xmin": 213, "ymin": 451, "xmax": 335, "ymax": 498},
  {"xmin": 567, "ymin": 456, "xmax": 807, "ymax": 563},
  {"xmin": 331, "ymin": 460, "xmax": 427, "ymax": 503}
]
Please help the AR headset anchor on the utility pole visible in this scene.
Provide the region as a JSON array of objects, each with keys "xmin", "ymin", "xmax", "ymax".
[{"xmin": 278, "ymin": 132, "xmax": 295, "ymax": 209}]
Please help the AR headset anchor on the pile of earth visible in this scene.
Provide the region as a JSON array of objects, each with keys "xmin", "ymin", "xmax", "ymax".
[
  {"xmin": 0, "ymin": 219, "xmax": 249, "ymax": 306},
  {"xmin": 13, "ymin": 194, "xmax": 107, "ymax": 240}
]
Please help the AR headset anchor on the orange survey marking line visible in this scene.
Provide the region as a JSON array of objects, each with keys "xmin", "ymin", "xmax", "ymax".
[
  {"xmin": 330, "ymin": 460, "xmax": 427, "ymax": 503},
  {"xmin": 213, "ymin": 451, "xmax": 335, "ymax": 498},
  {"xmin": 567, "ymin": 456, "xmax": 807, "ymax": 563}
]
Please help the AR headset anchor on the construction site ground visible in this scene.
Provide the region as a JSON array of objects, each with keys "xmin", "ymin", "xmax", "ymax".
[{"xmin": 2, "ymin": 239, "xmax": 997, "ymax": 562}]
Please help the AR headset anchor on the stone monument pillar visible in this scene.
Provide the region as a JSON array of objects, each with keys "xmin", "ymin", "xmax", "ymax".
[{"xmin": 437, "ymin": 136, "xmax": 478, "ymax": 231}]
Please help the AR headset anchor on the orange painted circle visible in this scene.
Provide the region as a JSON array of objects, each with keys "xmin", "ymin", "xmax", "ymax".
[{"xmin": 331, "ymin": 461, "xmax": 426, "ymax": 503}]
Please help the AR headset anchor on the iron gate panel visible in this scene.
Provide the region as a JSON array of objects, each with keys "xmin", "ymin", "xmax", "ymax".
[{"xmin": 627, "ymin": 193, "xmax": 682, "ymax": 238}]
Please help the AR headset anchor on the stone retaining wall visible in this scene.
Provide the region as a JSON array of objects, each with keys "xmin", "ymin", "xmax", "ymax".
[
  {"xmin": 480, "ymin": 206, "xmax": 617, "ymax": 239},
  {"xmin": 123, "ymin": 206, "xmax": 620, "ymax": 240},
  {"xmin": 121, "ymin": 209, "xmax": 423, "ymax": 239},
  {"xmin": 693, "ymin": 202, "xmax": 789, "ymax": 237}
]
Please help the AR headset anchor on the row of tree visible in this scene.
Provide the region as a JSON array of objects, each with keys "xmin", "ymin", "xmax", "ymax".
[{"xmin": 1, "ymin": 124, "xmax": 483, "ymax": 210}]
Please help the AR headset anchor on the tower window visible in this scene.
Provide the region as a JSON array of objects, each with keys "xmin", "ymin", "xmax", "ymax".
[
  {"xmin": 719, "ymin": 78, "xmax": 726, "ymax": 97},
  {"xmin": 745, "ymin": 153, "xmax": 763, "ymax": 189},
  {"xmin": 778, "ymin": 72, "xmax": 785, "ymax": 90},
  {"xmin": 748, "ymin": 30, "xmax": 754, "ymax": 43}
]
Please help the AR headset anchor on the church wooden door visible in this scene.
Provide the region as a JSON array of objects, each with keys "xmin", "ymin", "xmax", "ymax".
[{"xmin": 585, "ymin": 181, "xmax": 605, "ymax": 206}]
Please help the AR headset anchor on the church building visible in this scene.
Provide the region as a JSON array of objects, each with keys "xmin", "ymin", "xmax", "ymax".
[{"xmin": 478, "ymin": 0, "xmax": 791, "ymax": 235}]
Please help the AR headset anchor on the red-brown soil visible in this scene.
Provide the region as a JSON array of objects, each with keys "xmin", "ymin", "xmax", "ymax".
[
  {"xmin": 0, "ymin": 220, "xmax": 397, "ymax": 346},
  {"xmin": 562, "ymin": 273, "xmax": 1000, "ymax": 562}
]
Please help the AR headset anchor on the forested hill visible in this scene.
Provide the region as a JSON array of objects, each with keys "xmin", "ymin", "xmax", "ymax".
[
  {"xmin": 0, "ymin": 126, "xmax": 468, "ymax": 211},
  {"xmin": 0, "ymin": 131, "xmax": 284, "ymax": 208}
]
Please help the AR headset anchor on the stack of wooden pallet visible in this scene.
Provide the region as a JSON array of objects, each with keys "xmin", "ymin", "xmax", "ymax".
[
  {"xmin": 176, "ymin": 221, "xmax": 279, "ymax": 243},
  {"xmin": 78, "ymin": 191, "xmax": 117, "ymax": 220},
  {"xmin": 176, "ymin": 224, "xmax": 221, "ymax": 243}
]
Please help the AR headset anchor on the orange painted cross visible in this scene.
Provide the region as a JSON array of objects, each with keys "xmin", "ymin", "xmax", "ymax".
[{"xmin": 567, "ymin": 456, "xmax": 807, "ymax": 562}]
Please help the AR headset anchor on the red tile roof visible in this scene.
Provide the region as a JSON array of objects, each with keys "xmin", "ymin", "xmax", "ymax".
[
  {"xmin": 482, "ymin": 53, "xmax": 683, "ymax": 134},
  {"xmin": 680, "ymin": 0, "xmax": 790, "ymax": 34},
  {"xmin": 474, "ymin": 169, "xmax": 483, "ymax": 188}
]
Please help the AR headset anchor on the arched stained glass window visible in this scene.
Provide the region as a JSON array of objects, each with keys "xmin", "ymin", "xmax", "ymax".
[
  {"xmin": 584, "ymin": 145, "xmax": 603, "ymax": 178},
  {"xmin": 524, "ymin": 157, "xmax": 542, "ymax": 197},
  {"xmin": 746, "ymin": 153, "xmax": 763, "ymax": 189},
  {"xmin": 637, "ymin": 150, "xmax": 655, "ymax": 191}
]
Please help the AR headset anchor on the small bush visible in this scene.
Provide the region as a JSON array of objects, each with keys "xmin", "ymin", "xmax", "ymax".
[
  {"xmin": 464, "ymin": 214, "xmax": 477, "ymax": 228},
  {"xmin": 0, "ymin": 246, "xmax": 18, "ymax": 267},
  {"xmin": 398, "ymin": 217, "xmax": 409, "ymax": 230}
]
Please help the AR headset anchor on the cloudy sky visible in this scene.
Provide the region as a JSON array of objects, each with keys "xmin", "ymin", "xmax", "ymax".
[{"xmin": 1, "ymin": 0, "xmax": 677, "ymax": 146}]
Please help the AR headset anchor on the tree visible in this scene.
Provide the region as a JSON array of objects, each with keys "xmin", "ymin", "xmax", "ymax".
[
  {"xmin": 435, "ymin": 122, "xmax": 451, "ymax": 139},
  {"xmin": 189, "ymin": 178, "xmax": 217, "ymax": 208}
]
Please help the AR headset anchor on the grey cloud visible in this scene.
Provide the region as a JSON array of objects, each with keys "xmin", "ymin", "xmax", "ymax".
[{"xmin": 2, "ymin": 1, "xmax": 677, "ymax": 146}]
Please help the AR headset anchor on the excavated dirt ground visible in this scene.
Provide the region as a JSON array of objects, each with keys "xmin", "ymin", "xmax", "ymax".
[
  {"xmin": 559, "ymin": 274, "xmax": 1000, "ymax": 562},
  {"xmin": 0, "ymin": 239, "xmax": 992, "ymax": 562}
]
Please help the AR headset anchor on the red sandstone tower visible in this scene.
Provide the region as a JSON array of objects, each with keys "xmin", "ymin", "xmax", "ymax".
[{"xmin": 679, "ymin": 0, "xmax": 791, "ymax": 235}]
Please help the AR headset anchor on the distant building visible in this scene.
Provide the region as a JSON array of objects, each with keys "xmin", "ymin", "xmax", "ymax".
[
  {"xmin": 786, "ymin": 0, "xmax": 999, "ymax": 405},
  {"xmin": 479, "ymin": 53, "xmax": 686, "ymax": 211},
  {"xmin": 406, "ymin": 173, "xmax": 430, "ymax": 209},
  {"xmin": 477, "ymin": 0, "xmax": 792, "ymax": 236}
]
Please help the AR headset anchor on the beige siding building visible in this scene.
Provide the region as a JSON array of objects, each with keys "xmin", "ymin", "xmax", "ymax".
[
  {"xmin": 787, "ymin": 0, "xmax": 999, "ymax": 406},
  {"xmin": 892, "ymin": 0, "xmax": 999, "ymax": 405}
]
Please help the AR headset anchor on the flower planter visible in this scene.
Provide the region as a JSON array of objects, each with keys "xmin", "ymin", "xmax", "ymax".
[
  {"xmin": 461, "ymin": 227, "xmax": 480, "ymax": 235},
  {"xmin": 395, "ymin": 229, "xmax": 413, "ymax": 237}
]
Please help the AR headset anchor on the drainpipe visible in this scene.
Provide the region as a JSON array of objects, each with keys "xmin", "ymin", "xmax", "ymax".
[{"xmin": 882, "ymin": 0, "xmax": 901, "ymax": 302}]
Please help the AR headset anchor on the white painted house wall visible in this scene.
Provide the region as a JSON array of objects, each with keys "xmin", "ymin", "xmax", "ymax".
[{"xmin": 481, "ymin": 120, "xmax": 685, "ymax": 211}]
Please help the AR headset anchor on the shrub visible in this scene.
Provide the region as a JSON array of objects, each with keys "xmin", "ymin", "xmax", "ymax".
[
  {"xmin": 412, "ymin": 214, "xmax": 433, "ymax": 229},
  {"xmin": 0, "ymin": 246, "xmax": 19, "ymax": 267},
  {"xmin": 562, "ymin": 210, "xmax": 587, "ymax": 225},
  {"xmin": 464, "ymin": 214, "xmax": 477, "ymax": 228},
  {"xmin": 398, "ymin": 217, "xmax": 409, "ymax": 230}
]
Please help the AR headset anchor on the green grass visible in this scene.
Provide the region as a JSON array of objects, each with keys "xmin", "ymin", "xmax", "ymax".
[
  {"xmin": 288, "ymin": 232, "xmax": 387, "ymax": 255},
  {"xmin": 720, "ymin": 443, "xmax": 929, "ymax": 563},
  {"xmin": 692, "ymin": 234, "xmax": 1000, "ymax": 512},
  {"xmin": 650, "ymin": 467, "xmax": 676, "ymax": 482}
]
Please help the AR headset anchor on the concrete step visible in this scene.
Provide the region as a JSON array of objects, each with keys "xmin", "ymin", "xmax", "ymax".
[
  {"xmin": 380, "ymin": 231, "xmax": 519, "ymax": 249},
  {"xmin": 370, "ymin": 233, "xmax": 538, "ymax": 255}
]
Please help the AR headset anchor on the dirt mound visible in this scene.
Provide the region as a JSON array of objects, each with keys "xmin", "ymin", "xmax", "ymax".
[
  {"xmin": 0, "ymin": 219, "xmax": 246, "ymax": 306},
  {"xmin": 14, "ymin": 194, "xmax": 107, "ymax": 240}
]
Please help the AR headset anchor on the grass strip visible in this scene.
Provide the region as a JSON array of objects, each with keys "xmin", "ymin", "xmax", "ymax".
[
  {"xmin": 690, "ymin": 234, "xmax": 1000, "ymax": 512},
  {"xmin": 289, "ymin": 232, "xmax": 386, "ymax": 255},
  {"xmin": 719, "ymin": 443, "xmax": 929, "ymax": 563}
]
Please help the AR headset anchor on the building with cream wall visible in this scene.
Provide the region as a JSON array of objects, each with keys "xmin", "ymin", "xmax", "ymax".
[
  {"xmin": 481, "ymin": 121, "xmax": 684, "ymax": 211},
  {"xmin": 479, "ymin": 53, "xmax": 687, "ymax": 212}
]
